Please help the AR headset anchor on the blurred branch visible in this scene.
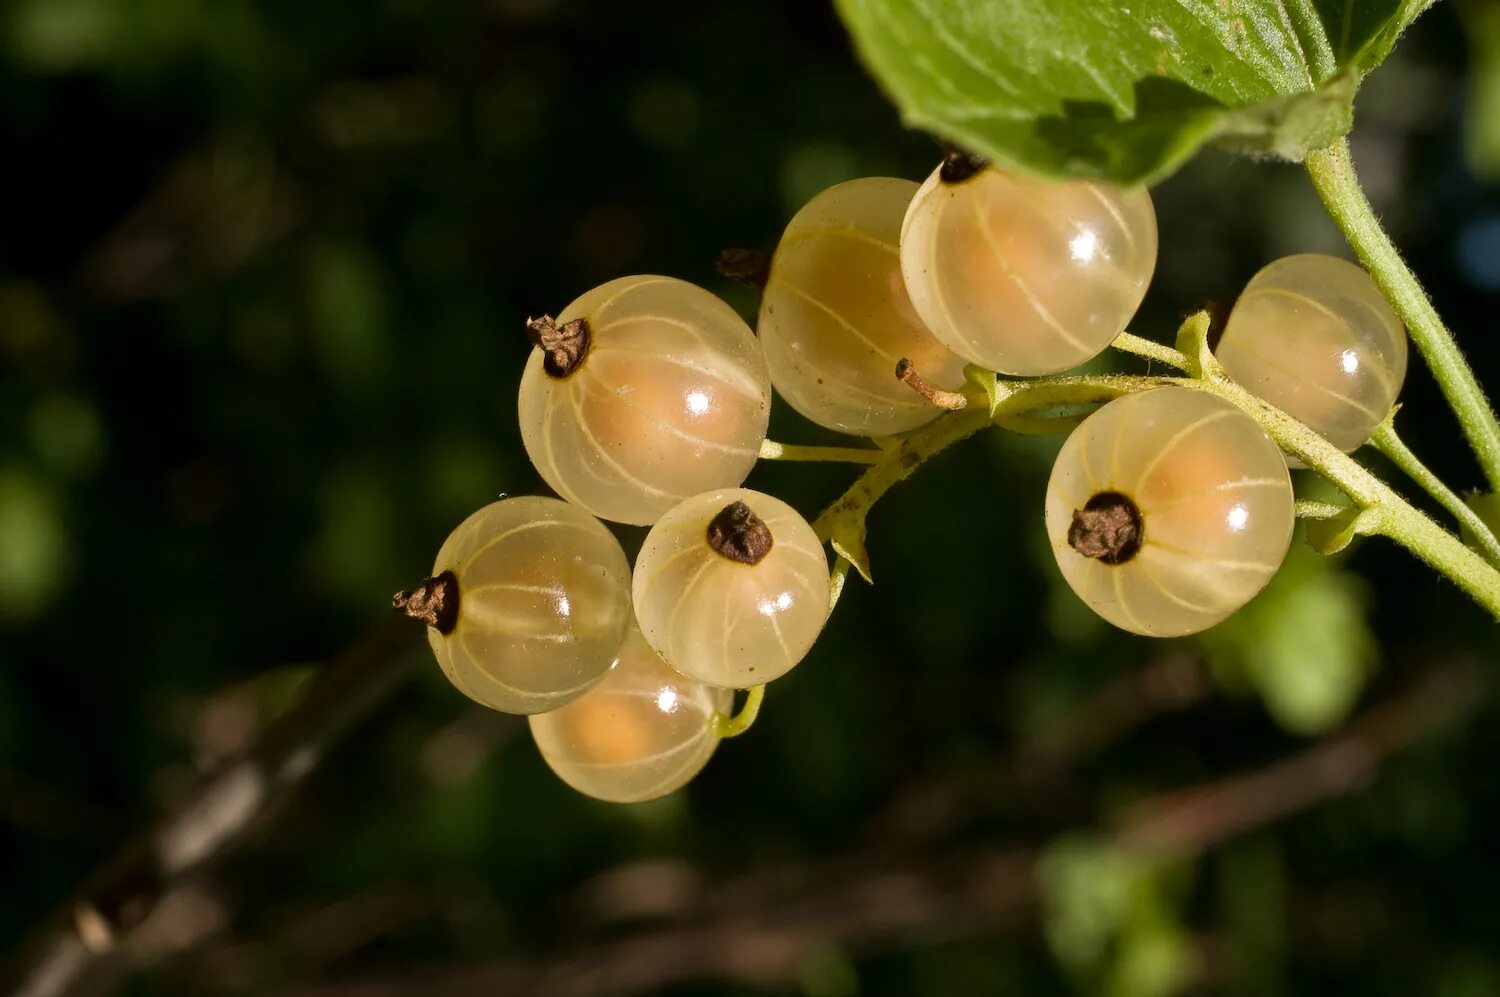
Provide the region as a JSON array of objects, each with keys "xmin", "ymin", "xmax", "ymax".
[
  {"xmin": 2, "ymin": 619, "xmax": 423, "ymax": 997},
  {"xmin": 1115, "ymin": 661, "xmax": 1481, "ymax": 853},
  {"xmin": 274, "ymin": 661, "xmax": 1482, "ymax": 997},
  {"xmin": 870, "ymin": 653, "xmax": 1212, "ymax": 843}
]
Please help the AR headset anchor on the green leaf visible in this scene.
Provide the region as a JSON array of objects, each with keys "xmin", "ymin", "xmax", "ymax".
[
  {"xmin": 1303, "ymin": 503, "xmax": 1380, "ymax": 555},
  {"xmin": 834, "ymin": 0, "xmax": 1435, "ymax": 183},
  {"xmin": 828, "ymin": 518, "xmax": 874, "ymax": 583},
  {"xmin": 1200, "ymin": 544, "xmax": 1376, "ymax": 735}
]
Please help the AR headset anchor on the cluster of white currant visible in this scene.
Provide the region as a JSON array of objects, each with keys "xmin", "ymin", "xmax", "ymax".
[{"xmin": 394, "ymin": 151, "xmax": 1407, "ymax": 804}]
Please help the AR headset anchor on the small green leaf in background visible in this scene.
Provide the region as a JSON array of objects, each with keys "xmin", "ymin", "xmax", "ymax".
[
  {"xmin": 833, "ymin": 0, "xmax": 1434, "ymax": 183},
  {"xmin": 0, "ymin": 468, "xmax": 70, "ymax": 626},
  {"xmin": 1038, "ymin": 834, "xmax": 1194, "ymax": 997},
  {"xmin": 1201, "ymin": 542, "xmax": 1376, "ymax": 735},
  {"xmin": 1464, "ymin": 492, "xmax": 1500, "ymax": 551},
  {"xmin": 1461, "ymin": 1, "xmax": 1500, "ymax": 181}
]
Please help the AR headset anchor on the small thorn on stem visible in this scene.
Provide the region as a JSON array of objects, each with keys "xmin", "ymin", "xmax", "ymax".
[
  {"xmin": 938, "ymin": 146, "xmax": 990, "ymax": 184},
  {"xmin": 525, "ymin": 315, "xmax": 591, "ymax": 378},
  {"xmin": 706, "ymin": 500, "xmax": 774, "ymax": 565},
  {"xmin": 1069, "ymin": 492, "xmax": 1143, "ymax": 565},
  {"xmin": 895, "ymin": 358, "xmax": 968, "ymax": 410},
  {"xmin": 716, "ymin": 248, "xmax": 773, "ymax": 291},
  {"xmin": 393, "ymin": 571, "xmax": 460, "ymax": 635}
]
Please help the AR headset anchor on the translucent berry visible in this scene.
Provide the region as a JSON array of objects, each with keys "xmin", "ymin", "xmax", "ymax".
[
  {"xmin": 528, "ymin": 621, "xmax": 732, "ymax": 803},
  {"xmin": 900, "ymin": 158, "xmax": 1157, "ymax": 376},
  {"xmin": 1216, "ymin": 253, "xmax": 1407, "ymax": 452},
  {"xmin": 1045, "ymin": 388, "xmax": 1294, "ymax": 637},
  {"xmin": 759, "ymin": 177, "xmax": 967, "ymax": 436},
  {"xmin": 633, "ymin": 488, "xmax": 830, "ymax": 688},
  {"xmin": 397, "ymin": 496, "xmax": 632, "ymax": 714},
  {"xmin": 518, "ymin": 276, "xmax": 772, "ymax": 526}
]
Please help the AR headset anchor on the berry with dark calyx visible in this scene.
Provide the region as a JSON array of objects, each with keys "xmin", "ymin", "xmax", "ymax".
[
  {"xmin": 397, "ymin": 496, "xmax": 632, "ymax": 714},
  {"xmin": 1045, "ymin": 387, "xmax": 1294, "ymax": 637},
  {"xmin": 518, "ymin": 275, "xmax": 772, "ymax": 526},
  {"xmin": 633, "ymin": 488, "xmax": 830, "ymax": 688}
]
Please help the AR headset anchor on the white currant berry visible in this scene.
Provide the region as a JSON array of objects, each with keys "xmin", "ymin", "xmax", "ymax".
[
  {"xmin": 632, "ymin": 488, "xmax": 830, "ymax": 688},
  {"xmin": 528, "ymin": 621, "xmax": 733, "ymax": 803},
  {"xmin": 759, "ymin": 177, "xmax": 967, "ymax": 436},
  {"xmin": 518, "ymin": 275, "xmax": 772, "ymax": 526},
  {"xmin": 1045, "ymin": 388, "xmax": 1294, "ymax": 637},
  {"xmin": 395, "ymin": 496, "xmax": 632, "ymax": 714},
  {"xmin": 900, "ymin": 155, "xmax": 1157, "ymax": 376},
  {"xmin": 1216, "ymin": 253, "xmax": 1407, "ymax": 452}
]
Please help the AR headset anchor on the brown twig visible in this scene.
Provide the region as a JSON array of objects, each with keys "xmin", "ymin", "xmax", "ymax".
[
  {"xmin": 273, "ymin": 662, "xmax": 1482, "ymax": 997},
  {"xmin": 2, "ymin": 619, "xmax": 424, "ymax": 997}
]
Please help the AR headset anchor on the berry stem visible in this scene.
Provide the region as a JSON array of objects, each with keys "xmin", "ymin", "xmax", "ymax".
[
  {"xmin": 827, "ymin": 558, "xmax": 851, "ymax": 614},
  {"xmin": 759, "ymin": 439, "xmax": 883, "ymax": 465},
  {"xmin": 1306, "ymin": 138, "xmax": 1500, "ymax": 493},
  {"xmin": 1370, "ymin": 418, "xmax": 1500, "ymax": 568},
  {"xmin": 1110, "ymin": 331, "xmax": 1189, "ymax": 371},
  {"xmin": 711, "ymin": 684, "xmax": 765, "ymax": 738}
]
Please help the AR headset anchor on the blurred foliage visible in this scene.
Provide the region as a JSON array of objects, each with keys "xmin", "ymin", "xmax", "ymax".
[
  {"xmin": 1039, "ymin": 835, "xmax": 1193, "ymax": 997},
  {"xmin": 0, "ymin": 1, "xmax": 1497, "ymax": 995},
  {"xmin": 1463, "ymin": 0, "xmax": 1500, "ymax": 181},
  {"xmin": 1203, "ymin": 541, "xmax": 1377, "ymax": 735}
]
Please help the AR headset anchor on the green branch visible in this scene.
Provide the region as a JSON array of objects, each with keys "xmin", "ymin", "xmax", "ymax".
[
  {"xmin": 1306, "ymin": 138, "xmax": 1500, "ymax": 493},
  {"xmin": 800, "ymin": 323, "xmax": 1500, "ymax": 621},
  {"xmin": 1370, "ymin": 417, "xmax": 1500, "ymax": 568}
]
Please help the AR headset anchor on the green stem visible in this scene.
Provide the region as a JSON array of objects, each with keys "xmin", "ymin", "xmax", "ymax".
[
  {"xmin": 1371, "ymin": 419, "xmax": 1500, "ymax": 568},
  {"xmin": 1079, "ymin": 370, "xmax": 1500, "ymax": 616},
  {"xmin": 1306, "ymin": 138, "xmax": 1500, "ymax": 493},
  {"xmin": 803, "ymin": 325, "xmax": 1500, "ymax": 621},
  {"xmin": 827, "ymin": 558, "xmax": 851, "ymax": 614},
  {"xmin": 759, "ymin": 439, "xmax": 883, "ymax": 464},
  {"xmin": 811, "ymin": 405, "xmax": 994, "ymax": 542},
  {"xmin": 1112, "ymin": 331, "xmax": 1189, "ymax": 370},
  {"xmin": 711, "ymin": 684, "xmax": 765, "ymax": 738}
]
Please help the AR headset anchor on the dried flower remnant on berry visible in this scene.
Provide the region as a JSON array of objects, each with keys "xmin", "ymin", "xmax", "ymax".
[
  {"xmin": 1069, "ymin": 492, "xmax": 1143, "ymax": 565},
  {"xmin": 634, "ymin": 488, "xmax": 829, "ymax": 688},
  {"xmin": 392, "ymin": 571, "xmax": 459, "ymax": 634},
  {"xmin": 716, "ymin": 248, "xmax": 773, "ymax": 291},
  {"xmin": 706, "ymin": 500, "xmax": 774, "ymax": 565},
  {"xmin": 895, "ymin": 357, "xmax": 969, "ymax": 410},
  {"xmin": 938, "ymin": 148, "xmax": 989, "ymax": 183},
  {"xmin": 517, "ymin": 275, "xmax": 772, "ymax": 525},
  {"xmin": 758, "ymin": 177, "xmax": 967, "ymax": 436},
  {"xmin": 524, "ymin": 315, "xmax": 591, "ymax": 378}
]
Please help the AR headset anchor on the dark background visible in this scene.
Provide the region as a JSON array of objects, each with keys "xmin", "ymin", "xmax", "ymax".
[{"xmin": 2, "ymin": 1, "xmax": 1499, "ymax": 994}]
